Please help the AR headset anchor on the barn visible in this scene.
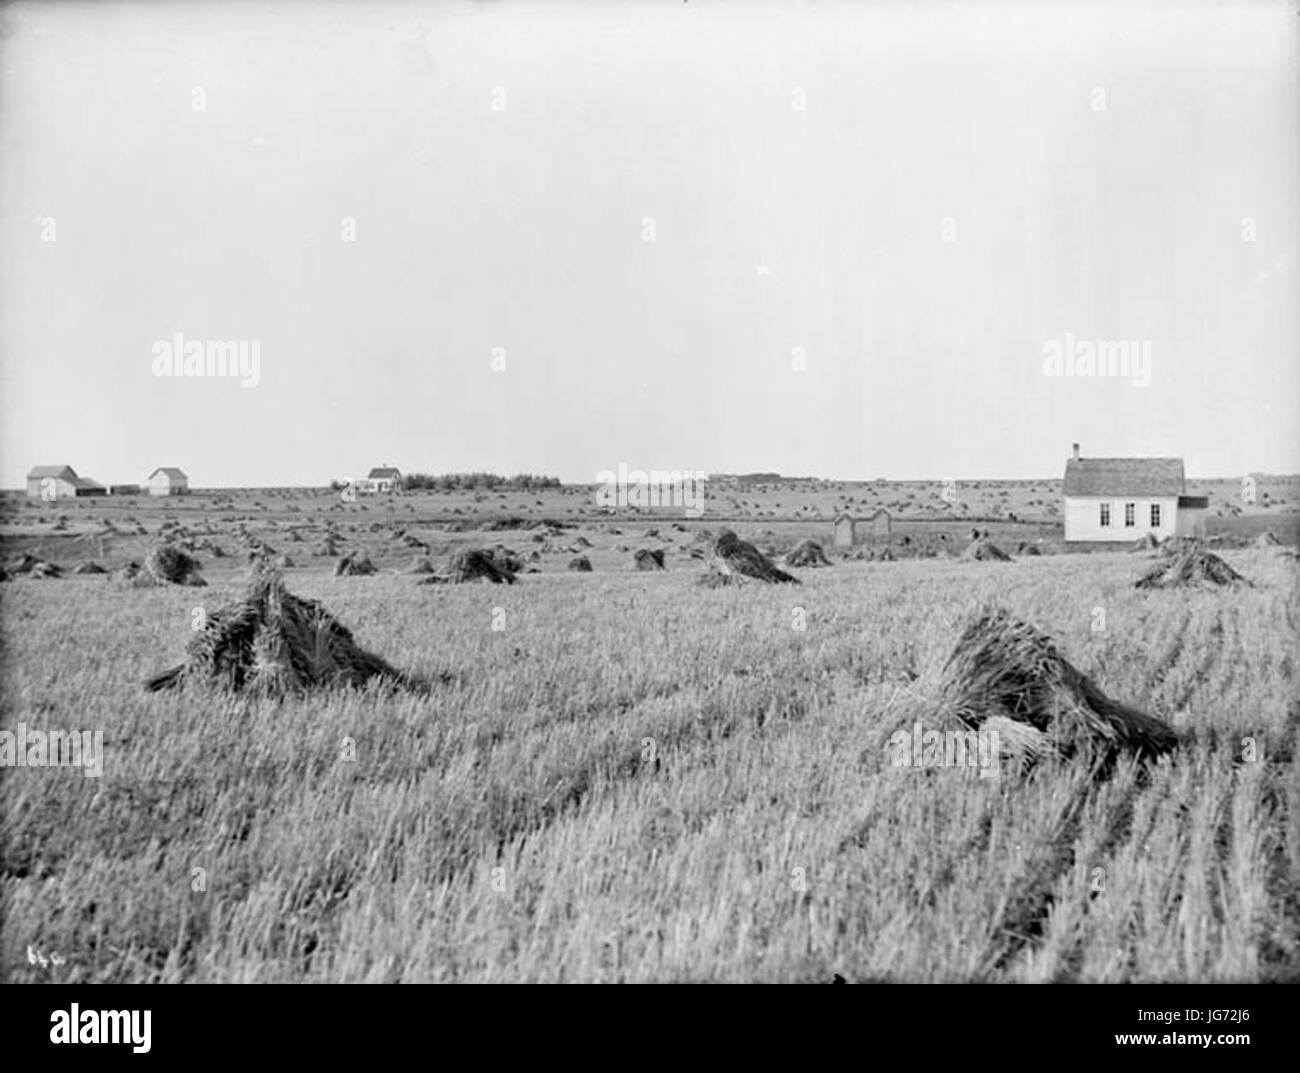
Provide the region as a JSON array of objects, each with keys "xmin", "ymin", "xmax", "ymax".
[
  {"xmin": 1062, "ymin": 444, "xmax": 1207, "ymax": 542},
  {"xmin": 148, "ymin": 467, "xmax": 189, "ymax": 496},
  {"xmin": 26, "ymin": 465, "xmax": 80, "ymax": 499}
]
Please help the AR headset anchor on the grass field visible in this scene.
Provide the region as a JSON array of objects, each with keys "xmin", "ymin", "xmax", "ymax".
[{"xmin": 3, "ymin": 524, "xmax": 1297, "ymax": 982}]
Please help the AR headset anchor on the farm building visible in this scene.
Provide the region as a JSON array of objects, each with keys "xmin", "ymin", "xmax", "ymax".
[
  {"xmin": 1063, "ymin": 444, "xmax": 1207, "ymax": 542},
  {"xmin": 834, "ymin": 508, "xmax": 891, "ymax": 548},
  {"xmin": 833, "ymin": 514, "xmax": 856, "ymax": 548},
  {"xmin": 73, "ymin": 478, "xmax": 107, "ymax": 497},
  {"xmin": 148, "ymin": 467, "xmax": 190, "ymax": 496},
  {"xmin": 26, "ymin": 465, "xmax": 80, "ymax": 499},
  {"xmin": 355, "ymin": 466, "xmax": 402, "ymax": 494},
  {"xmin": 109, "ymin": 484, "xmax": 142, "ymax": 496}
]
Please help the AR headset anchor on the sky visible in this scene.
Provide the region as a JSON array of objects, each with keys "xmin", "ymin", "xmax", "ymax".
[{"xmin": 1, "ymin": 0, "xmax": 1296, "ymax": 488}]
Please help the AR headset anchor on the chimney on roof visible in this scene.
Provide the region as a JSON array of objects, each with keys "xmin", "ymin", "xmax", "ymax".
[{"xmin": 1072, "ymin": 442, "xmax": 1080, "ymax": 461}]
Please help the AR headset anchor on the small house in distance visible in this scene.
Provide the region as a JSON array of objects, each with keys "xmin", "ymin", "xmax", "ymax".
[
  {"xmin": 148, "ymin": 467, "xmax": 189, "ymax": 496},
  {"xmin": 868, "ymin": 508, "xmax": 892, "ymax": 539},
  {"xmin": 355, "ymin": 466, "xmax": 402, "ymax": 494},
  {"xmin": 26, "ymin": 465, "xmax": 80, "ymax": 499},
  {"xmin": 1062, "ymin": 444, "xmax": 1207, "ymax": 542}
]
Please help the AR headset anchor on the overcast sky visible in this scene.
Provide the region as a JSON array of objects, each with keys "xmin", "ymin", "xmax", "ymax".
[{"xmin": 1, "ymin": 0, "xmax": 1296, "ymax": 487}]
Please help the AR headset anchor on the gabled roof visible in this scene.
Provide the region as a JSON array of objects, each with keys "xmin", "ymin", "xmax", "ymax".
[
  {"xmin": 72, "ymin": 477, "xmax": 104, "ymax": 490},
  {"xmin": 27, "ymin": 465, "xmax": 77, "ymax": 480},
  {"xmin": 1063, "ymin": 457, "xmax": 1184, "ymax": 497},
  {"xmin": 149, "ymin": 467, "xmax": 188, "ymax": 480},
  {"xmin": 368, "ymin": 467, "xmax": 401, "ymax": 479}
]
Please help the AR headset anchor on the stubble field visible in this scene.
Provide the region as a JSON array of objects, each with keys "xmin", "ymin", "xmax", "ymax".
[{"xmin": 3, "ymin": 519, "xmax": 1297, "ymax": 982}]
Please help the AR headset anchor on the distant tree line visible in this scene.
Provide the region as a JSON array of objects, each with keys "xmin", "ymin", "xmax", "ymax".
[{"xmin": 400, "ymin": 472, "xmax": 561, "ymax": 492}]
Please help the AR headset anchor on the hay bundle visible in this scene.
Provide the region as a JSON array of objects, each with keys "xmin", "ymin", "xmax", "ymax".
[
  {"xmin": 30, "ymin": 562, "xmax": 62, "ymax": 579},
  {"xmin": 785, "ymin": 539, "xmax": 832, "ymax": 567},
  {"xmin": 145, "ymin": 565, "xmax": 426, "ymax": 695},
  {"xmin": 1131, "ymin": 533, "xmax": 1160, "ymax": 552},
  {"xmin": 1016, "ymin": 542, "xmax": 1041, "ymax": 557},
  {"xmin": 568, "ymin": 555, "xmax": 593, "ymax": 572},
  {"xmin": 575, "ymin": 535, "xmax": 593, "ymax": 548},
  {"xmin": 939, "ymin": 608, "xmax": 1178, "ymax": 761},
  {"xmin": 1135, "ymin": 546, "xmax": 1250, "ymax": 589},
  {"xmin": 73, "ymin": 561, "xmax": 107, "ymax": 575},
  {"xmin": 446, "ymin": 549, "xmax": 515, "ymax": 584},
  {"xmin": 407, "ymin": 556, "xmax": 436, "ymax": 574},
  {"xmin": 634, "ymin": 548, "xmax": 665, "ymax": 571},
  {"xmin": 7, "ymin": 553, "xmax": 41, "ymax": 575},
  {"xmin": 334, "ymin": 553, "xmax": 376, "ymax": 577},
  {"xmin": 1253, "ymin": 531, "xmax": 1280, "ymax": 548},
  {"xmin": 141, "ymin": 543, "xmax": 206, "ymax": 586},
  {"xmin": 962, "ymin": 538, "xmax": 1011, "ymax": 562}
]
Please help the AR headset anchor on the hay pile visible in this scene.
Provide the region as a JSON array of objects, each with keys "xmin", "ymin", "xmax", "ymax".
[
  {"xmin": 1131, "ymin": 533, "xmax": 1160, "ymax": 552},
  {"xmin": 568, "ymin": 555, "xmax": 593, "ymax": 572},
  {"xmin": 73, "ymin": 561, "xmax": 107, "ymax": 575},
  {"xmin": 1254, "ymin": 531, "xmax": 1280, "ymax": 548},
  {"xmin": 1016, "ymin": 542, "xmax": 1041, "ymax": 557},
  {"xmin": 940, "ymin": 607, "xmax": 1178, "ymax": 761},
  {"xmin": 1135, "ymin": 546, "xmax": 1250, "ymax": 589},
  {"xmin": 134, "ymin": 544, "xmax": 207, "ymax": 587},
  {"xmin": 30, "ymin": 562, "xmax": 62, "ymax": 579},
  {"xmin": 145, "ymin": 565, "xmax": 426, "ymax": 695},
  {"xmin": 6, "ymin": 553, "xmax": 42, "ymax": 575},
  {"xmin": 407, "ymin": 556, "xmax": 436, "ymax": 574},
  {"xmin": 419, "ymin": 549, "xmax": 516, "ymax": 584},
  {"xmin": 634, "ymin": 548, "xmax": 666, "ymax": 571},
  {"xmin": 334, "ymin": 552, "xmax": 376, "ymax": 577},
  {"xmin": 785, "ymin": 539, "xmax": 832, "ymax": 567},
  {"xmin": 962, "ymin": 538, "xmax": 1011, "ymax": 562}
]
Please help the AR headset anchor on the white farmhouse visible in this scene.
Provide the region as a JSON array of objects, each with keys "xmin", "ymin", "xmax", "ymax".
[
  {"xmin": 354, "ymin": 466, "xmax": 402, "ymax": 494},
  {"xmin": 1062, "ymin": 444, "xmax": 1207, "ymax": 543}
]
